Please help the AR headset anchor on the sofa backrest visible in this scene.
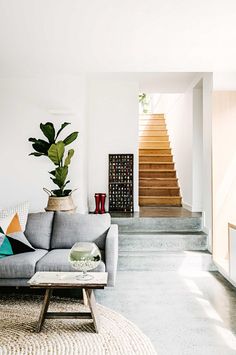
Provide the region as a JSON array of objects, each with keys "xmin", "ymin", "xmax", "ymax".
[
  {"xmin": 25, "ymin": 212, "xmax": 54, "ymax": 250},
  {"xmin": 51, "ymin": 212, "xmax": 111, "ymax": 250}
]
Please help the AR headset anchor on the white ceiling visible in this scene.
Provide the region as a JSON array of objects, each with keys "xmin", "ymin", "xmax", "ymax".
[{"xmin": 0, "ymin": 1, "xmax": 236, "ymax": 76}]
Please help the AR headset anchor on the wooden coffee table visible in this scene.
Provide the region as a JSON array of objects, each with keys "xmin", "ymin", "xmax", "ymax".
[{"xmin": 28, "ymin": 271, "xmax": 108, "ymax": 333}]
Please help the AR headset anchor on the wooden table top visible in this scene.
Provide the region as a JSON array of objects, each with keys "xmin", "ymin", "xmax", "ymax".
[{"xmin": 28, "ymin": 271, "xmax": 108, "ymax": 289}]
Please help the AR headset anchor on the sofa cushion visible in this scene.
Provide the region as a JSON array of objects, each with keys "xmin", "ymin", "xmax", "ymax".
[
  {"xmin": 36, "ymin": 249, "xmax": 106, "ymax": 272},
  {"xmin": 25, "ymin": 212, "xmax": 54, "ymax": 250},
  {"xmin": 0, "ymin": 214, "xmax": 35, "ymax": 259},
  {"xmin": 0, "ymin": 201, "xmax": 29, "ymax": 231},
  {"xmin": 0, "ymin": 249, "xmax": 47, "ymax": 278},
  {"xmin": 51, "ymin": 212, "xmax": 111, "ymax": 250}
]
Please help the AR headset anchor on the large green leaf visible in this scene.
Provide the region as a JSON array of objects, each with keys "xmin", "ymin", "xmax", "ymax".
[
  {"xmin": 51, "ymin": 166, "xmax": 68, "ymax": 189},
  {"xmin": 29, "ymin": 152, "xmax": 44, "ymax": 157},
  {"xmin": 55, "ymin": 122, "xmax": 70, "ymax": 140},
  {"xmin": 63, "ymin": 132, "xmax": 78, "ymax": 146},
  {"xmin": 49, "ymin": 170, "xmax": 56, "ymax": 176},
  {"xmin": 32, "ymin": 139, "xmax": 50, "ymax": 154},
  {"xmin": 48, "ymin": 141, "xmax": 65, "ymax": 165},
  {"xmin": 64, "ymin": 149, "xmax": 74, "ymax": 166},
  {"xmin": 40, "ymin": 122, "xmax": 55, "ymax": 143}
]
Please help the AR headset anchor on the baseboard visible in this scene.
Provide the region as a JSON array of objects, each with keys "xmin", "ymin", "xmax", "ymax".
[
  {"xmin": 182, "ymin": 202, "xmax": 192, "ymax": 211},
  {"xmin": 214, "ymin": 261, "xmax": 236, "ymax": 288}
]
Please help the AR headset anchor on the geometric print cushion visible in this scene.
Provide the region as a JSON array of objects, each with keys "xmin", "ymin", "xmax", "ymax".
[
  {"xmin": 0, "ymin": 201, "xmax": 29, "ymax": 231},
  {"xmin": 0, "ymin": 213, "xmax": 35, "ymax": 259}
]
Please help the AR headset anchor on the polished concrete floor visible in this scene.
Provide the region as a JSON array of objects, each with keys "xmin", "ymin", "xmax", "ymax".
[
  {"xmin": 2, "ymin": 270, "xmax": 236, "ymax": 354},
  {"xmin": 110, "ymin": 207, "xmax": 201, "ymax": 218},
  {"xmin": 96, "ymin": 270, "xmax": 236, "ymax": 355}
]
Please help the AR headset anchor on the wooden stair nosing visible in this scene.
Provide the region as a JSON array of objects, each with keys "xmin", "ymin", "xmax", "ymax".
[
  {"xmin": 139, "ymin": 114, "xmax": 165, "ymax": 117},
  {"xmin": 139, "ymin": 162, "xmax": 174, "ymax": 165}
]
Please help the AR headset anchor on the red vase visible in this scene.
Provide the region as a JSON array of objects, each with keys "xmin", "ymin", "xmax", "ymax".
[
  {"xmin": 100, "ymin": 193, "xmax": 106, "ymax": 214},
  {"xmin": 94, "ymin": 193, "xmax": 100, "ymax": 214}
]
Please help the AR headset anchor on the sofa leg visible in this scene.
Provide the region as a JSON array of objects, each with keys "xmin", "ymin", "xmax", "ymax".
[{"xmin": 82, "ymin": 288, "xmax": 88, "ymax": 306}]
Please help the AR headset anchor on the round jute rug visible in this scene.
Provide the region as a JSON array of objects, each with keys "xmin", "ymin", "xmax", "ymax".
[{"xmin": 0, "ymin": 294, "xmax": 156, "ymax": 355}]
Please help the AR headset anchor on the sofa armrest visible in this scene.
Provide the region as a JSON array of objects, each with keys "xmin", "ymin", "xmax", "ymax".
[{"xmin": 105, "ymin": 224, "xmax": 118, "ymax": 287}]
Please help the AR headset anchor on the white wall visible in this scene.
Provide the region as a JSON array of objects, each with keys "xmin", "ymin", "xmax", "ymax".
[
  {"xmin": 0, "ymin": 75, "xmax": 88, "ymax": 212},
  {"xmin": 164, "ymin": 93, "xmax": 193, "ymax": 209},
  {"xmin": 87, "ymin": 77, "xmax": 139, "ymax": 212},
  {"xmin": 147, "ymin": 74, "xmax": 213, "ymax": 250},
  {"xmin": 212, "ymin": 92, "xmax": 236, "ymax": 273},
  {"xmin": 192, "ymin": 84, "xmax": 203, "ymax": 212}
]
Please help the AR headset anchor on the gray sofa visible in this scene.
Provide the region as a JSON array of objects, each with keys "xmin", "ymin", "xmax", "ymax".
[{"xmin": 0, "ymin": 212, "xmax": 118, "ymax": 287}]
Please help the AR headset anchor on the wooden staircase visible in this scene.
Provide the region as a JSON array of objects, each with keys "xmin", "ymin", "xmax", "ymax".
[{"xmin": 139, "ymin": 114, "xmax": 182, "ymax": 207}]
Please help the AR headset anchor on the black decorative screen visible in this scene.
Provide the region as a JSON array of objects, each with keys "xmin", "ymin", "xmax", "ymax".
[{"xmin": 109, "ymin": 154, "xmax": 133, "ymax": 212}]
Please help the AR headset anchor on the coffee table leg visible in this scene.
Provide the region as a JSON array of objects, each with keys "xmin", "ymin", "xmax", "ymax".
[
  {"xmin": 85, "ymin": 289, "xmax": 100, "ymax": 333},
  {"xmin": 82, "ymin": 288, "xmax": 88, "ymax": 306},
  {"xmin": 36, "ymin": 288, "xmax": 52, "ymax": 332}
]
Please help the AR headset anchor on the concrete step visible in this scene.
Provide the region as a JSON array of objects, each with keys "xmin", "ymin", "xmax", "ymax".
[
  {"xmin": 118, "ymin": 251, "xmax": 216, "ymax": 271},
  {"xmin": 119, "ymin": 232, "xmax": 207, "ymax": 252},
  {"xmin": 111, "ymin": 216, "xmax": 202, "ymax": 232}
]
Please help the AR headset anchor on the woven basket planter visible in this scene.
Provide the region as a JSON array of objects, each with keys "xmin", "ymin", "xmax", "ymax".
[{"xmin": 45, "ymin": 195, "xmax": 76, "ymax": 213}]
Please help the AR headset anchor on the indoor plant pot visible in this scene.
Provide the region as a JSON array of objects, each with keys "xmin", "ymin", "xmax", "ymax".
[{"xmin": 29, "ymin": 122, "xmax": 79, "ymax": 212}]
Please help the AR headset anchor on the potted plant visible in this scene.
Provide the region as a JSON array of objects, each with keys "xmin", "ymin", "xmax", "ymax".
[
  {"xmin": 29, "ymin": 122, "xmax": 78, "ymax": 212},
  {"xmin": 139, "ymin": 93, "xmax": 150, "ymax": 113}
]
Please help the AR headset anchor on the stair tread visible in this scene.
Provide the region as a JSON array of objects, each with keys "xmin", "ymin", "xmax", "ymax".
[
  {"xmin": 139, "ymin": 169, "xmax": 176, "ymax": 172},
  {"xmin": 119, "ymin": 231, "xmax": 207, "ymax": 236},
  {"xmin": 140, "ymin": 196, "xmax": 181, "ymax": 198},
  {"xmin": 139, "ymin": 148, "xmax": 171, "ymax": 150},
  {"xmin": 139, "ymin": 154, "xmax": 173, "ymax": 156},
  {"xmin": 119, "ymin": 250, "xmax": 212, "ymax": 256},
  {"xmin": 139, "ymin": 186, "xmax": 179, "ymax": 189},
  {"xmin": 139, "ymin": 162, "xmax": 174, "ymax": 164},
  {"xmin": 139, "ymin": 178, "xmax": 178, "ymax": 180}
]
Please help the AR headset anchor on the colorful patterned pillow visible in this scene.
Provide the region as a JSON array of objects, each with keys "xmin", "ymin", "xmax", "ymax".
[
  {"xmin": 0, "ymin": 213, "xmax": 35, "ymax": 259},
  {"xmin": 0, "ymin": 201, "xmax": 29, "ymax": 231}
]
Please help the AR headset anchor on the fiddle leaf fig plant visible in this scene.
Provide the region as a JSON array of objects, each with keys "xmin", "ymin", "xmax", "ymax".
[{"xmin": 29, "ymin": 122, "xmax": 78, "ymax": 197}]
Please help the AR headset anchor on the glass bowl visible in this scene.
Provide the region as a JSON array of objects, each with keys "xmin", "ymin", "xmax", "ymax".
[{"xmin": 69, "ymin": 242, "xmax": 101, "ymax": 280}]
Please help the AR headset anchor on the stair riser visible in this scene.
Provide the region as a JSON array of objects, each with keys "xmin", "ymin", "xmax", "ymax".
[
  {"xmin": 140, "ymin": 119, "xmax": 165, "ymax": 125},
  {"xmin": 139, "ymin": 179, "xmax": 178, "ymax": 187},
  {"xmin": 139, "ymin": 142, "xmax": 170, "ymax": 149},
  {"xmin": 139, "ymin": 125, "xmax": 167, "ymax": 131},
  {"xmin": 139, "ymin": 149, "xmax": 171, "ymax": 155},
  {"xmin": 139, "ymin": 136, "xmax": 169, "ymax": 142},
  {"xmin": 139, "ymin": 163, "xmax": 174, "ymax": 170},
  {"xmin": 139, "ymin": 156, "xmax": 173, "ymax": 162},
  {"xmin": 139, "ymin": 187, "xmax": 180, "ymax": 196},
  {"xmin": 140, "ymin": 114, "xmax": 164, "ymax": 119},
  {"xmin": 118, "ymin": 253, "xmax": 216, "ymax": 271},
  {"xmin": 139, "ymin": 171, "xmax": 176, "ymax": 178},
  {"xmin": 112, "ymin": 217, "xmax": 203, "ymax": 232},
  {"xmin": 139, "ymin": 198, "xmax": 182, "ymax": 207},
  {"xmin": 139, "ymin": 130, "xmax": 168, "ymax": 137},
  {"xmin": 119, "ymin": 234, "xmax": 207, "ymax": 251}
]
